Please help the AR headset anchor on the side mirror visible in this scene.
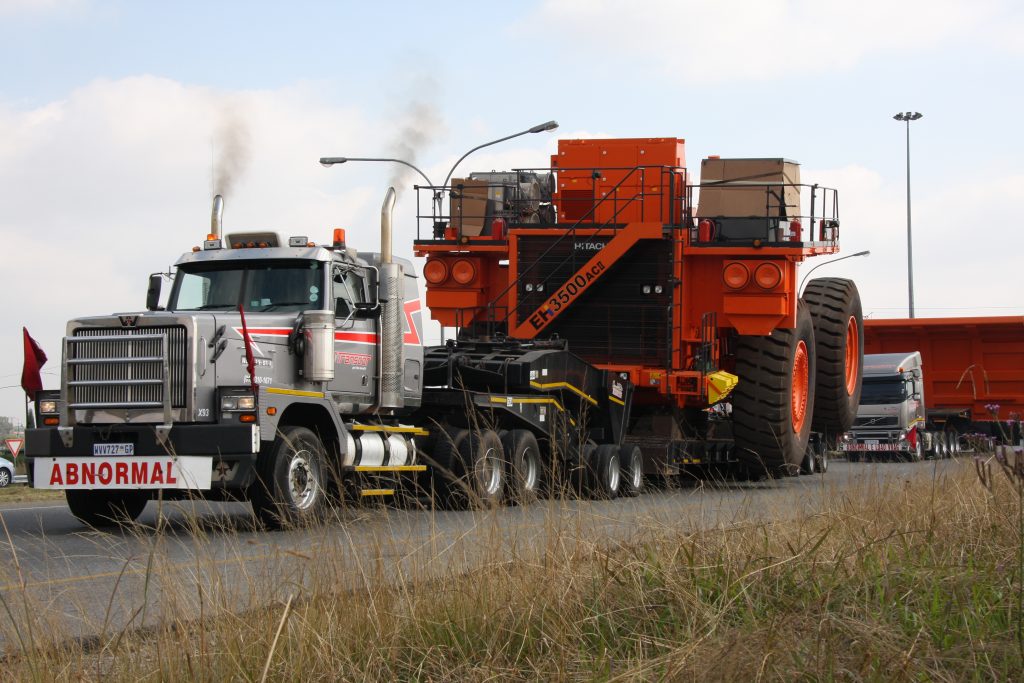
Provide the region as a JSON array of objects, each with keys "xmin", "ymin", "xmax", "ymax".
[{"xmin": 146, "ymin": 274, "xmax": 163, "ymax": 311}]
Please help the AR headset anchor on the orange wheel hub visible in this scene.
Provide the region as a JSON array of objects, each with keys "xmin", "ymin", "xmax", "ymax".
[
  {"xmin": 844, "ymin": 316, "xmax": 859, "ymax": 395},
  {"xmin": 791, "ymin": 340, "xmax": 809, "ymax": 433}
]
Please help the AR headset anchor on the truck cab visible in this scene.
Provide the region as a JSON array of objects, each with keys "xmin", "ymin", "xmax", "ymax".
[{"xmin": 842, "ymin": 352, "xmax": 925, "ymax": 460}]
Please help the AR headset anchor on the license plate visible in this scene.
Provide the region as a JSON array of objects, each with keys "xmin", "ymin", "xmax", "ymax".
[
  {"xmin": 93, "ymin": 443, "xmax": 134, "ymax": 456},
  {"xmin": 864, "ymin": 439, "xmax": 879, "ymax": 445}
]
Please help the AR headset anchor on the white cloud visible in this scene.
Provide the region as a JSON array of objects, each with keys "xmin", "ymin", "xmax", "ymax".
[
  {"xmin": 528, "ymin": 0, "xmax": 1005, "ymax": 84},
  {"xmin": 0, "ymin": 76, "xmax": 399, "ymax": 420},
  {"xmin": 796, "ymin": 164, "xmax": 1024, "ymax": 318}
]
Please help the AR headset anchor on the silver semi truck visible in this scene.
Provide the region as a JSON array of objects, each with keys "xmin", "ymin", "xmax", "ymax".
[
  {"xmin": 25, "ymin": 190, "xmax": 636, "ymax": 527},
  {"xmin": 840, "ymin": 352, "xmax": 953, "ymax": 461}
]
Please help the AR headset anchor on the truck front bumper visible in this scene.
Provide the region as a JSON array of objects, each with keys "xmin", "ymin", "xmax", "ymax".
[{"xmin": 25, "ymin": 424, "xmax": 260, "ymax": 490}]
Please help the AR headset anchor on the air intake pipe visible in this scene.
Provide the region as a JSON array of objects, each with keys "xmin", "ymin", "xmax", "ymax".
[
  {"xmin": 378, "ymin": 187, "xmax": 405, "ymax": 410},
  {"xmin": 211, "ymin": 194, "xmax": 224, "ymax": 238}
]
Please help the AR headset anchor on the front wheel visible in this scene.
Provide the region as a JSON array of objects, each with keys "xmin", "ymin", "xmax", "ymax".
[
  {"xmin": 66, "ymin": 490, "xmax": 148, "ymax": 527},
  {"xmin": 0, "ymin": 468, "xmax": 10, "ymax": 488},
  {"xmin": 251, "ymin": 426, "xmax": 329, "ymax": 528}
]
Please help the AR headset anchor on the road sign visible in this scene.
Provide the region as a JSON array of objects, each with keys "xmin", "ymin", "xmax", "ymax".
[{"xmin": 4, "ymin": 438, "xmax": 23, "ymax": 458}]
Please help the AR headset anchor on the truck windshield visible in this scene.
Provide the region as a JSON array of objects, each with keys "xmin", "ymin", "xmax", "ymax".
[
  {"xmin": 169, "ymin": 260, "xmax": 324, "ymax": 313},
  {"xmin": 859, "ymin": 377, "xmax": 908, "ymax": 405}
]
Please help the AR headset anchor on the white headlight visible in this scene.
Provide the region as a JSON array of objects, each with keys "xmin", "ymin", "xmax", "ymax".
[
  {"xmin": 221, "ymin": 397, "xmax": 238, "ymax": 411},
  {"xmin": 237, "ymin": 396, "xmax": 256, "ymax": 410},
  {"xmin": 39, "ymin": 400, "xmax": 58, "ymax": 414}
]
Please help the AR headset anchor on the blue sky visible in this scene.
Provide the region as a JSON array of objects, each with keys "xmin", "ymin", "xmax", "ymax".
[{"xmin": 1, "ymin": 0, "xmax": 1022, "ymax": 422}]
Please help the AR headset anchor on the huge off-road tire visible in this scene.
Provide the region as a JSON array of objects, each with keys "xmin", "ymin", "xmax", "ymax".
[
  {"xmin": 66, "ymin": 490, "xmax": 148, "ymax": 528},
  {"xmin": 251, "ymin": 426, "xmax": 329, "ymax": 529},
  {"xmin": 733, "ymin": 301, "xmax": 817, "ymax": 476},
  {"xmin": 802, "ymin": 277, "xmax": 864, "ymax": 434}
]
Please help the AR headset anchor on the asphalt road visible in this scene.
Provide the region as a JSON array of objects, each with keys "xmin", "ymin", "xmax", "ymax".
[{"xmin": 0, "ymin": 457, "xmax": 965, "ymax": 652}]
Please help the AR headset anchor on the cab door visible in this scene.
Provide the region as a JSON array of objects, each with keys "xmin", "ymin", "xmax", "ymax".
[{"xmin": 327, "ymin": 265, "xmax": 377, "ymax": 404}]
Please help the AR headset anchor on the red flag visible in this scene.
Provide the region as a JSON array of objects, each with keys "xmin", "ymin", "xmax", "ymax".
[
  {"xmin": 21, "ymin": 327, "xmax": 47, "ymax": 401},
  {"xmin": 238, "ymin": 305, "xmax": 257, "ymax": 400}
]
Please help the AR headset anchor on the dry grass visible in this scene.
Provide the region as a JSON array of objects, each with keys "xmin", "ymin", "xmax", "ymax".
[
  {"xmin": 2, "ymin": 461, "xmax": 1023, "ymax": 681},
  {"xmin": 0, "ymin": 485, "xmax": 63, "ymax": 504}
]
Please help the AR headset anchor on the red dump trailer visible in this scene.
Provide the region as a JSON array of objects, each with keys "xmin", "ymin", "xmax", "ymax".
[{"xmin": 863, "ymin": 316, "xmax": 1024, "ymax": 436}]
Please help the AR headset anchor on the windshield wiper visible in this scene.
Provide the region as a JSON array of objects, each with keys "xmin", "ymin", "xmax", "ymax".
[
  {"xmin": 259, "ymin": 302, "xmax": 313, "ymax": 312},
  {"xmin": 192, "ymin": 304, "xmax": 237, "ymax": 311}
]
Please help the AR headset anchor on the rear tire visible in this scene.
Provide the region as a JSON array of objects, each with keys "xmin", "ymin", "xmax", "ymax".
[
  {"xmin": 502, "ymin": 429, "xmax": 542, "ymax": 505},
  {"xmin": 457, "ymin": 428, "xmax": 505, "ymax": 508},
  {"xmin": 802, "ymin": 278, "xmax": 864, "ymax": 434},
  {"xmin": 0, "ymin": 469, "xmax": 10, "ymax": 488},
  {"xmin": 251, "ymin": 426, "xmax": 329, "ymax": 529},
  {"xmin": 66, "ymin": 490, "xmax": 148, "ymax": 528},
  {"xmin": 619, "ymin": 444, "xmax": 644, "ymax": 497},
  {"xmin": 733, "ymin": 301, "xmax": 817, "ymax": 476},
  {"xmin": 424, "ymin": 428, "xmax": 469, "ymax": 509}
]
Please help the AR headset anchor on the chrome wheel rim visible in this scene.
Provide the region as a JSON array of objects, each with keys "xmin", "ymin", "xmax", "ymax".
[
  {"xmin": 521, "ymin": 447, "xmax": 538, "ymax": 492},
  {"xmin": 608, "ymin": 454, "xmax": 620, "ymax": 492},
  {"xmin": 480, "ymin": 446, "xmax": 501, "ymax": 496},
  {"xmin": 630, "ymin": 452, "xmax": 642, "ymax": 490},
  {"xmin": 0, "ymin": 471, "xmax": 9, "ymax": 486},
  {"xmin": 287, "ymin": 449, "xmax": 319, "ymax": 510}
]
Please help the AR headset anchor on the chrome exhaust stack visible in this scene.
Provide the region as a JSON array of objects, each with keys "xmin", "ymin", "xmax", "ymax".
[
  {"xmin": 378, "ymin": 187, "xmax": 404, "ymax": 410},
  {"xmin": 211, "ymin": 194, "xmax": 224, "ymax": 238}
]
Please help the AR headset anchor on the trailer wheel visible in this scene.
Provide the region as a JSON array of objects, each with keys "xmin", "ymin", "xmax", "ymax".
[
  {"xmin": 619, "ymin": 444, "xmax": 644, "ymax": 497},
  {"xmin": 800, "ymin": 443, "xmax": 817, "ymax": 475},
  {"xmin": 457, "ymin": 428, "xmax": 505, "ymax": 508},
  {"xmin": 802, "ymin": 278, "xmax": 864, "ymax": 434},
  {"xmin": 502, "ymin": 429, "xmax": 541, "ymax": 505},
  {"xmin": 815, "ymin": 448, "xmax": 829, "ymax": 473},
  {"xmin": 251, "ymin": 426, "xmax": 329, "ymax": 528},
  {"xmin": 588, "ymin": 444, "xmax": 621, "ymax": 499},
  {"xmin": 66, "ymin": 490, "xmax": 148, "ymax": 528},
  {"xmin": 733, "ymin": 301, "xmax": 817, "ymax": 476}
]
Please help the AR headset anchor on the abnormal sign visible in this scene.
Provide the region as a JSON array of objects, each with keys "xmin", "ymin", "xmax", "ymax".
[
  {"xmin": 33, "ymin": 456, "xmax": 212, "ymax": 490},
  {"xmin": 4, "ymin": 438, "xmax": 23, "ymax": 458}
]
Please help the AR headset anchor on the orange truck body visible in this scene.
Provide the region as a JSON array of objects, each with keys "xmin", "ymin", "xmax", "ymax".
[
  {"xmin": 416, "ymin": 137, "xmax": 840, "ymax": 412},
  {"xmin": 863, "ymin": 316, "xmax": 1024, "ymax": 423}
]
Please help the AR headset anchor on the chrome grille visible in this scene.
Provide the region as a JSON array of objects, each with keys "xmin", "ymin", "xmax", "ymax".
[
  {"xmin": 853, "ymin": 415, "xmax": 898, "ymax": 428},
  {"xmin": 67, "ymin": 326, "xmax": 187, "ymax": 409}
]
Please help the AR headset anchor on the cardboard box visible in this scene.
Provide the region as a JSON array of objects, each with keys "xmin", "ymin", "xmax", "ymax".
[
  {"xmin": 697, "ymin": 158, "xmax": 801, "ymax": 219},
  {"xmin": 450, "ymin": 178, "xmax": 490, "ymax": 237}
]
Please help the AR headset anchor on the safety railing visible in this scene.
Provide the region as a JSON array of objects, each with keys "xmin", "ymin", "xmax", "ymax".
[{"xmin": 687, "ymin": 182, "xmax": 840, "ymax": 246}]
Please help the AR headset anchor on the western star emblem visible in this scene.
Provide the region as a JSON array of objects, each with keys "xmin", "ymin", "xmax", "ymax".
[
  {"xmin": 119, "ymin": 315, "xmax": 139, "ymax": 327},
  {"xmin": 215, "ymin": 461, "xmax": 232, "ymax": 480}
]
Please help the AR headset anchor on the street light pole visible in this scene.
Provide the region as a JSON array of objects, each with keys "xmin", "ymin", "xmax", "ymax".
[
  {"xmin": 318, "ymin": 157, "xmax": 435, "ymax": 188},
  {"xmin": 893, "ymin": 111, "xmax": 922, "ymax": 318},
  {"xmin": 798, "ymin": 250, "xmax": 871, "ymax": 294},
  {"xmin": 441, "ymin": 120, "xmax": 559, "ymax": 190}
]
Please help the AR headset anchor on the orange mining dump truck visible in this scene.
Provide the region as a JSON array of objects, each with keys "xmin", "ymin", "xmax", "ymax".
[
  {"xmin": 863, "ymin": 316, "xmax": 1024, "ymax": 441},
  {"xmin": 415, "ymin": 137, "xmax": 865, "ymax": 477}
]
